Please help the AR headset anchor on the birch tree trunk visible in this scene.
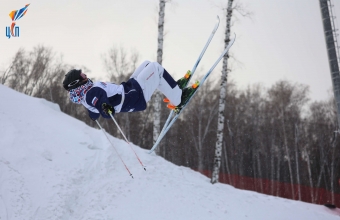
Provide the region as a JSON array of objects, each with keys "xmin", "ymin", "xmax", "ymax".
[
  {"xmin": 294, "ymin": 124, "xmax": 301, "ymax": 200},
  {"xmin": 153, "ymin": 0, "xmax": 167, "ymax": 152},
  {"xmin": 269, "ymin": 129, "xmax": 276, "ymax": 196},
  {"xmin": 211, "ymin": 0, "xmax": 233, "ymax": 184},
  {"xmin": 304, "ymin": 146, "xmax": 314, "ymax": 202},
  {"xmin": 280, "ymin": 109, "xmax": 295, "ymax": 199},
  {"xmin": 256, "ymin": 149, "xmax": 263, "ymax": 192},
  {"xmin": 330, "ymin": 132, "xmax": 337, "ymax": 204},
  {"xmin": 276, "ymin": 155, "xmax": 281, "ymax": 196}
]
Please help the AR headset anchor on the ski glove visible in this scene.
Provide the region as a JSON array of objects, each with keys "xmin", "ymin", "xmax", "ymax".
[{"xmin": 102, "ymin": 103, "xmax": 115, "ymax": 116}]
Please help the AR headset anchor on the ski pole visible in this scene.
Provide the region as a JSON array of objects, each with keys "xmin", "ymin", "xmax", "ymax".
[
  {"xmin": 95, "ymin": 120, "xmax": 134, "ymax": 178},
  {"xmin": 109, "ymin": 113, "xmax": 146, "ymax": 171}
]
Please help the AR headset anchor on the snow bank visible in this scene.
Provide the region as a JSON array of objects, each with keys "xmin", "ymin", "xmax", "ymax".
[{"xmin": 0, "ymin": 84, "xmax": 338, "ymax": 220}]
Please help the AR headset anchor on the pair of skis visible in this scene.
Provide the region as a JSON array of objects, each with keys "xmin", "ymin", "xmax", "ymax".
[{"xmin": 149, "ymin": 16, "xmax": 236, "ymax": 154}]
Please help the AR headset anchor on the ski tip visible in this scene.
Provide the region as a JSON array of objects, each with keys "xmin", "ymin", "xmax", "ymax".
[
  {"xmin": 213, "ymin": 16, "xmax": 220, "ymax": 32},
  {"xmin": 144, "ymin": 167, "xmax": 146, "ymax": 171},
  {"xmin": 232, "ymin": 32, "xmax": 236, "ymax": 40},
  {"xmin": 227, "ymin": 33, "xmax": 236, "ymax": 47}
]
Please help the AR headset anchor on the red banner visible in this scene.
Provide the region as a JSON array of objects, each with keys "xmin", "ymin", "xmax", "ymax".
[{"xmin": 199, "ymin": 170, "xmax": 340, "ymax": 207}]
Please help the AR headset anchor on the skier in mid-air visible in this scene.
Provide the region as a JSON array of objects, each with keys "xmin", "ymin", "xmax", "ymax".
[{"xmin": 62, "ymin": 61, "xmax": 193, "ymax": 120}]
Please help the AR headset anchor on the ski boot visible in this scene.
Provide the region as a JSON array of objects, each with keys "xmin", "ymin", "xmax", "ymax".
[
  {"xmin": 176, "ymin": 70, "xmax": 192, "ymax": 89},
  {"xmin": 167, "ymin": 80, "xmax": 200, "ymax": 113},
  {"xmin": 163, "ymin": 70, "xmax": 192, "ymax": 103}
]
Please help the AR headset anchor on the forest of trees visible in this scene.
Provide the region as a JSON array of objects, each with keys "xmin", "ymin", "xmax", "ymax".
[{"xmin": 1, "ymin": 44, "xmax": 339, "ymax": 205}]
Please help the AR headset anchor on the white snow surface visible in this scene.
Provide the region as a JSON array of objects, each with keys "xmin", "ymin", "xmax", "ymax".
[{"xmin": 0, "ymin": 84, "xmax": 339, "ymax": 220}]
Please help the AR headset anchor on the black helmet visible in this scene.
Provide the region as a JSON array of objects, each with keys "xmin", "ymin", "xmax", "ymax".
[{"xmin": 63, "ymin": 69, "xmax": 86, "ymax": 90}]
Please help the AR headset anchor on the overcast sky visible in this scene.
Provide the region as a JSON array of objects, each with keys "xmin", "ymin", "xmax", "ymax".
[{"xmin": 1, "ymin": 0, "xmax": 340, "ymax": 101}]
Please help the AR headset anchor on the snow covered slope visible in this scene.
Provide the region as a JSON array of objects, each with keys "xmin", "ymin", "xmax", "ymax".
[{"xmin": 0, "ymin": 84, "xmax": 339, "ymax": 220}]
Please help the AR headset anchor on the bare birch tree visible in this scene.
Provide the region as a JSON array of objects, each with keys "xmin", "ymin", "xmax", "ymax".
[
  {"xmin": 268, "ymin": 80, "xmax": 309, "ymax": 199},
  {"xmin": 294, "ymin": 123, "xmax": 301, "ymax": 200},
  {"xmin": 211, "ymin": 0, "xmax": 234, "ymax": 184},
  {"xmin": 153, "ymin": 0, "xmax": 169, "ymax": 151},
  {"xmin": 324, "ymin": 95, "xmax": 340, "ymax": 204}
]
